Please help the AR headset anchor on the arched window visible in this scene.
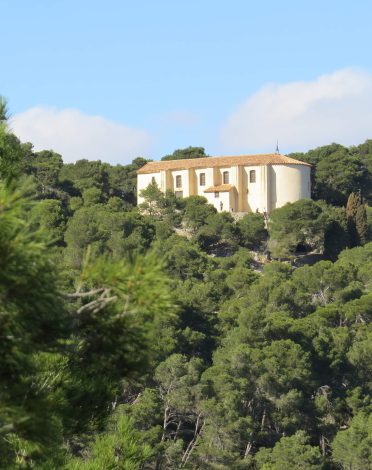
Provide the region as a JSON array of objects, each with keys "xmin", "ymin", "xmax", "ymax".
[
  {"xmin": 199, "ymin": 173, "xmax": 206, "ymax": 186},
  {"xmin": 249, "ymin": 170, "xmax": 256, "ymax": 183},
  {"xmin": 223, "ymin": 171, "xmax": 229, "ymax": 184},
  {"xmin": 176, "ymin": 175, "xmax": 182, "ymax": 188}
]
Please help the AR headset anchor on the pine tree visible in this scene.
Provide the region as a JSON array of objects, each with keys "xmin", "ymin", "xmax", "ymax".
[
  {"xmin": 0, "ymin": 96, "xmax": 8, "ymax": 122},
  {"xmin": 0, "ymin": 97, "xmax": 24, "ymax": 184},
  {"xmin": 0, "ymin": 182, "xmax": 67, "ymax": 467}
]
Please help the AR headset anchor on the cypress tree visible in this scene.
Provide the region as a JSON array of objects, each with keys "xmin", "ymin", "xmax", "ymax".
[
  {"xmin": 346, "ymin": 192, "xmax": 360, "ymax": 220},
  {"xmin": 346, "ymin": 192, "xmax": 361, "ymax": 246},
  {"xmin": 355, "ymin": 204, "xmax": 368, "ymax": 245}
]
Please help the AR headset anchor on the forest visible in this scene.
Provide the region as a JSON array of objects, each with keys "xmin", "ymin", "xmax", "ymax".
[{"xmin": 1, "ymin": 97, "xmax": 372, "ymax": 469}]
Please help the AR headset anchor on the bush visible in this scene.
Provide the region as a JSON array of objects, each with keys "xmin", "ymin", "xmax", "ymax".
[
  {"xmin": 268, "ymin": 199, "xmax": 329, "ymax": 259},
  {"xmin": 237, "ymin": 212, "xmax": 267, "ymax": 249}
]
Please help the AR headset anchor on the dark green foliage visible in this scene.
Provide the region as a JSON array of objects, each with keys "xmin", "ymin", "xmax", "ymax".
[
  {"xmin": 24, "ymin": 149, "xmax": 63, "ymax": 196},
  {"xmin": 1, "ymin": 99, "xmax": 372, "ymax": 469},
  {"xmin": 289, "ymin": 142, "xmax": 368, "ymax": 206},
  {"xmin": 105, "ymin": 157, "xmax": 148, "ymax": 204},
  {"xmin": 82, "ymin": 187, "xmax": 103, "ymax": 206},
  {"xmin": 315, "ymin": 147, "xmax": 365, "ymax": 205},
  {"xmin": 161, "ymin": 146, "xmax": 208, "ymax": 161},
  {"xmin": 194, "ymin": 212, "xmax": 240, "ymax": 252},
  {"xmin": 31, "ymin": 198, "xmax": 66, "ymax": 245},
  {"xmin": 139, "ymin": 182, "xmax": 183, "ymax": 228},
  {"xmin": 0, "ymin": 182, "xmax": 176, "ymax": 466},
  {"xmin": 64, "ymin": 205, "xmax": 155, "ymax": 268},
  {"xmin": 0, "ymin": 128, "xmax": 25, "ymax": 184},
  {"xmin": 189, "ymin": 243, "xmax": 372, "ymax": 468},
  {"xmin": 57, "ymin": 157, "xmax": 147, "ymax": 207},
  {"xmin": 69, "ymin": 195, "xmax": 83, "ymax": 211},
  {"xmin": 346, "ymin": 192, "xmax": 369, "ymax": 246},
  {"xmin": 355, "ymin": 139, "xmax": 372, "ymax": 204},
  {"xmin": 59, "ymin": 159, "xmax": 107, "ymax": 193},
  {"xmin": 268, "ymin": 199, "xmax": 330, "ymax": 258},
  {"xmin": 160, "ymin": 235, "xmax": 211, "ymax": 281},
  {"xmin": 183, "ymin": 195, "xmax": 217, "ymax": 231},
  {"xmin": 255, "ymin": 431, "xmax": 324, "ymax": 469},
  {"xmin": 323, "ymin": 205, "xmax": 349, "ymax": 259},
  {"xmin": 63, "ymin": 252, "xmax": 175, "ymax": 434},
  {"xmin": 355, "ymin": 203, "xmax": 368, "ymax": 245},
  {"xmin": 367, "ymin": 205, "xmax": 372, "ymax": 241},
  {"xmin": 67, "ymin": 413, "xmax": 154, "ymax": 469},
  {"xmin": 332, "ymin": 413, "xmax": 372, "ymax": 469},
  {"xmin": 0, "ymin": 96, "xmax": 8, "ymax": 122},
  {"xmin": 139, "ymin": 180, "xmax": 165, "ymax": 216},
  {"xmin": 237, "ymin": 212, "xmax": 267, "ymax": 249},
  {"xmin": 0, "ymin": 183, "xmax": 67, "ymax": 465}
]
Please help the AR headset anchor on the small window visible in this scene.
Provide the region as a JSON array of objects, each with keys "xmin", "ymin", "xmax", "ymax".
[
  {"xmin": 175, "ymin": 191, "xmax": 183, "ymax": 198},
  {"xmin": 176, "ymin": 175, "xmax": 182, "ymax": 188},
  {"xmin": 214, "ymin": 192, "xmax": 219, "ymax": 198},
  {"xmin": 223, "ymin": 171, "xmax": 229, "ymax": 184},
  {"xmin": 199, "ymin": 173, "xmax": 206, "ymax": 186},
  {"xmin": 151, "ymin": 177, "xmax": 156, "ymax": 184},
  {"xmin": 249, "ymin": 170, "xmax": 256, "ymax": 183}
]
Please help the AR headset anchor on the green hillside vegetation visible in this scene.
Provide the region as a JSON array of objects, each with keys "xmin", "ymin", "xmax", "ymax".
[{"xmin": 0, "ymin": 97, "xmax": 372, "ymax": 469}]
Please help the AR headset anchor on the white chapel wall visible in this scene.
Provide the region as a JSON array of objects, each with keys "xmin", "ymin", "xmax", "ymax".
[
  {"xmin": 170, "ymin": 169, "xmax": 190, "ymax": 197},
  {"xmin": 244, "ymin": 165, "xmax": 266, "ymax": 212},
  {"xmin": 194, "ymin": 168, "xmax": 213, "ymax": 196},
  {"xmin": 270, "ymin": 164, "xmax": 311, "ymax": 210},
  {"xmin": 138, "ymin": 162, "xmax": 311, "ymax": 212}
]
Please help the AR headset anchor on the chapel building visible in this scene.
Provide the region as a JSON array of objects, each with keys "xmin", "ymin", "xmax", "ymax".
[{"xmin": 137, "ymin": 154, "xmax": 311, "ymax": 214}]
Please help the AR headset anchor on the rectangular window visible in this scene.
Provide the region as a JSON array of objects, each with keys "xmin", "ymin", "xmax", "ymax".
[
  {"xmin": 199, "ymin": 173, "xmax": 206, "ymax": 186},
  {"xmin": 214, "ymin": 192, "xmax": 219, "ymax": 198},
  {"xmin": 223, "ymin": 171, "xmax": 229, "ymax": 184},
  {"xmin": 175, "ymin": 191, "xmax": 183, "ymax": 198},
  {"xmin": 176, "ymin": 175, "xmax": 182, "ymax": 188},
  {"xmin": 249, "ymin": 170, "xmax": 256, "ymax": 183}
]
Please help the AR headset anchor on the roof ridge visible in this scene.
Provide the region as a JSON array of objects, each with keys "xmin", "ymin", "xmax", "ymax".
[
  {"xmin": 137, "ymin": 154, "xmax": 311, "ymax": 174},
  {"xmin": 155, "ymin": 153, "xmax": 285, "ymax": 163}
]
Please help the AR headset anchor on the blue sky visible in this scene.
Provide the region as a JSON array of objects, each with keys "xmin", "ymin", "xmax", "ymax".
[{"xmin": 2, "ymin": 0, "xmax": 372, "ymax": 164}]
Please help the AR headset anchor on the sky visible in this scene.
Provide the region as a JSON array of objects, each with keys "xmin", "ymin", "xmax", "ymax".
[{"xmin": 2, "ymin": 0, "xmax": 372, "ymax": 164}]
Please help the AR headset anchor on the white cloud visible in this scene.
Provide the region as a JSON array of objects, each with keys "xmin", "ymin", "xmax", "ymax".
[
  {"xmin": 10, "ymin": 107, "xmax": 152, "ymax": 164},
  {"xmin": 220, "ymin": 68, "xmax": 372, "ymax": 153}
]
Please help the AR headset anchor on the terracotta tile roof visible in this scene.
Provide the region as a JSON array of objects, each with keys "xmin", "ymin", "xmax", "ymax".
[
  {"xmin": 204, "ymin": 184, "xmax": 235, "ymax": 193},
  {"xmin": 137, "ymin": 154, "xmax": 311, "ymax": 174}
]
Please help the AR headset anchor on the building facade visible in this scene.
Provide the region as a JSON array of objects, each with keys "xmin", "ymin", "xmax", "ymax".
[{"xmin": 137, "ymin": 154, "xmax": 311, "ymax": 213}]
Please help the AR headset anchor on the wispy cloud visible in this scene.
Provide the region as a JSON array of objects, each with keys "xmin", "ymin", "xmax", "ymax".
[
  {"xmin": 220, "ymin": 68, "xmax": 372, "ymax": 153},
  {"xmin": 10, "ymin": 107, "xmax": 152, "ymax": 164}
]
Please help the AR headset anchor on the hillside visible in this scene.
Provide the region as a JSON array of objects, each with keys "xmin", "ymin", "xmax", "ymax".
[{"xmin": 1, "ymin": 107, "xmax": 372, "ymax": 468}]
